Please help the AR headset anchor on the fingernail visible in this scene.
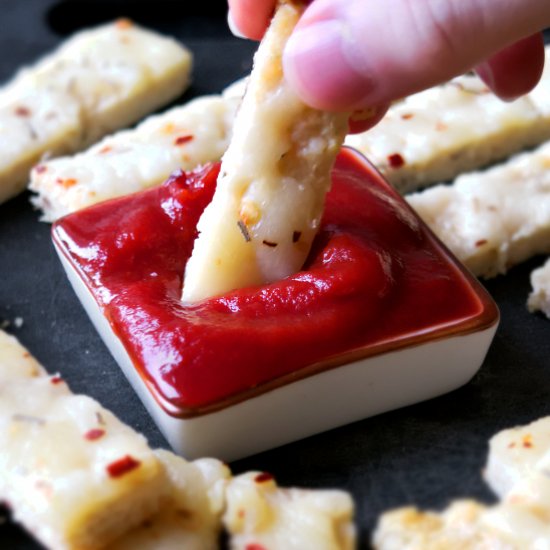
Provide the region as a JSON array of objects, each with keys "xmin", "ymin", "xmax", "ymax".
[
  {"xmin": 476, "ymin": 61, "xmax": 523, "ymax": 102},
  {"xmin": 283, "ymin": 19, "xmax": 376, "ymax": 111},
  {"xmin": 227, "ymin": 10, "xmax": 246, "ymax": 39}
]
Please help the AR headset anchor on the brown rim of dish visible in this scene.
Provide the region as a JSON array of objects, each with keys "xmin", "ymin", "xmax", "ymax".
[{"xmin": 52, "ymin": 147, "xmax": 499, "ymax": 419}]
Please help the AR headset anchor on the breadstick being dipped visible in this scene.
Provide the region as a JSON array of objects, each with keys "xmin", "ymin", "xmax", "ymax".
[{"xmin": 182, "ymin": 0, "xmax": 349, "ymax": 302}]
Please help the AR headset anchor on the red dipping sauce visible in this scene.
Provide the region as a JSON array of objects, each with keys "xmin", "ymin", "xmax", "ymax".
[{"xmin": 53, "ymin": 148, "xmax": 497, "ymax": 417}]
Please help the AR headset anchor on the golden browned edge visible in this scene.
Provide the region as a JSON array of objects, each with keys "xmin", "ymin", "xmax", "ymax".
[{"xmin": 52, "ymin": 147, "xmax": 499, "ymax": 420}]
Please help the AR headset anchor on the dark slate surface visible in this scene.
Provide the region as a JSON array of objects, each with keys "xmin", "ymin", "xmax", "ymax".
[{"xmin": 0, "ymin": 2, "xmax": 549, "ymax": 548}]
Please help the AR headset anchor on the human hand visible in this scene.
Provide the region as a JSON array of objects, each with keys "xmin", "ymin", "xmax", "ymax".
[{"xmin": 228, "ymin": 0, "xmax": 548, "ymax": 131}]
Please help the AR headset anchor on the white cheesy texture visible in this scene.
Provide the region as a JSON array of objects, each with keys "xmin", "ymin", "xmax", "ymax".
[
  {"xmin": 0, "ymin": 330, "xmax": 230, "ymax": 550},
  {"xmin": 407, "ymin": 141, "xmax": 550, "ymax": 278},
  {"xmin": 223, "ymin": 471, "xmax": 356, "ymax": 550},
  {"xmin": 374, "ymin": 416, "xmax": 550, "ymax": 549},
  {"xmin": 0, "ymin": 87, "xmax": 81, "ymax": 205},
  {"xmin": 30, "ymin": 94, "xmax": 239, "ymax": 221},
  {"xmin": 484, "ymin": 416, "xmax": 550, "ymax": 500},
  {"xmin": 181, "ymin": 1, "xmax": 348, "ymax": 302},
  {"xmin": 0, "ymin": 19, "xmax": 191, "ymax": 205},
  {"xmin": 527, "ymin": 258, "xmax": 550, "ymax": 319},
  {"xmin": 110, "ymin": 452, "xmax": 230, "ymax": 550},
  {"xmin": 0, "ymin": 329, "xmax": 167, "ymax": 550}
]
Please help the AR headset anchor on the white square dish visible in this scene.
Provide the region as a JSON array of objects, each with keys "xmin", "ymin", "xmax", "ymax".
[{"xmin": 53, "ymin": 148, "xmax": 499, "ymax": 461}]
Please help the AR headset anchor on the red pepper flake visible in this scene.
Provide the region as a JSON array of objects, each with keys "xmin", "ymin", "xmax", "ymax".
[
  {"xmin": 292, "ymin": 230, "xmax": 302, "ymax": 243},
  {"xmin": 85, "ymin": 428, "xmax": 105, "ymax": 441},
  {"xmin": 245, "ymin": 544, "xmax": 267, "ymax": 550},
  {"xmin": 99, "ymin": 145, "xmax": 113, "ymax": 154},
  {"xmin": 174, "ymin": 135, "xmax": 194, "ymax": 146},
  {"xmin": 15, "ymin": 106, "xmax": 31, "ymax": 117},
  {"xmin": 387, "ymin": 153, "xmax": 405, "ymax": 169},
  {"xmin": 56, "ymin": 178, "xmax": 78, "ymax": 189},
  {"xmin": 106, "ymin": 455, "xmax": 141, "ymax": 478},
  {"xmin": 237, "ymin": 220, "xmax": 251, "ymax": 242},
  {"xmin": 508, "ymin": 442, "xmax": 516, "ymax": 448},
  {"xmin": 35, "ymin": 164, "xmax": 47, "ymax": 174},
  {"xmin": 475, "ymin": 239, "xmax": 488, "ymax": 247},
  {"xmin": 401, "ymin": 113, "xmax": 414, "ymax": 120},
  {"xmin": 262, "ymin": 240, "xmax": 278, "ymax": 248},
  {"xmin": 238, "ymin": 509, "xmax": 245, "ymax": 519},
  {"xmin": 254, "ymin": 472, "xmax": 274, "ymax": 483},
  {"xmin": 522, "ymin": 434, "xmax": 533, "ymax": 449},
  {"xmin": 50, "ymin": 375, "xmax": 63, "ymax": 385}
]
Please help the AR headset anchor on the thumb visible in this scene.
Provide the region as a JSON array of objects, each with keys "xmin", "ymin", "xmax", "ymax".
[{"xmin": 283, "ymin": 0, "xmax": 549, "ymax": 110}]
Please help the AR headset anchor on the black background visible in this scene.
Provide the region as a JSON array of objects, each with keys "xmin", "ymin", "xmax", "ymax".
[{"xmin": 1, "ymin": 1, "xmax": 550, "ymax": 548}]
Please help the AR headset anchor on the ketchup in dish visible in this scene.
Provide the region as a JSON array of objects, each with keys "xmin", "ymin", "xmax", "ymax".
[{"xmin": 53, "ymin": 148, "xmax": 496, "ymax": 416}]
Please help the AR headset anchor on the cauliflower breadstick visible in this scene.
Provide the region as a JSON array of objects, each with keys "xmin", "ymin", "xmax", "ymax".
[
  {"xmin": 223, "ymin": 471, "xmax": 356, "ymax": 550},
  {"xmin": 0, "ymin": 329, "xmax": 167, "ymax": 550},
  {"xmin": 0, "ymin": 20, "xmax": 191, "ymax": 205},
  {"xmin": 345, "ymin": 60, "xmax": 550, "ymax": 195},
  {"xmin": 182, "ymin": 0, "xmax": 349, "ymax": 302},
  {"xmin": 111, "ymin": 452, "xmax": 230, "ymax": 550},
  {"xmin": 373, "ymin": 416, "xmax": 550, "ymax": 549},
  {"xmin": 30, "ymin": 94, "xmax": 239, "ymax": 222},
  {"xmin": 527, "ymin": 258, "xmax": 550, "ymax": 319},
  {"xmin": 407, "ymin": 141, "xmax": 550, "ymax": 279}
]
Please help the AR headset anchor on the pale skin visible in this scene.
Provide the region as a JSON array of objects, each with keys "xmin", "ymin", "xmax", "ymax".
[{"xmin": 229, "ymin": 0, "xmax": 550, "ymax": 132}]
